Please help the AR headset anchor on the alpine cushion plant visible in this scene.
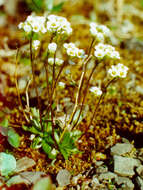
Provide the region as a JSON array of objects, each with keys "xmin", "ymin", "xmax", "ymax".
[{"xmin": 17, "ymin": 14, "xmax": 129, "ymax": 160}]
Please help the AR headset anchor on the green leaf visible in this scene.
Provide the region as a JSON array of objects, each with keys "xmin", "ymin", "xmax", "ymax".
[
  {"xmin": 54, "ymin": 131, "xmax": 60, "ymax": 143},
  {"xmin": 42, "ymin": 139, "xmax": 52, "ymax": 155},
  {"xmin": 58, "ymin": 132, "xmax": 77, "ymax": 160},
  {"xmin": 52, "ymin": 2, "xmax": 64, "ymax": 12},
  {"xmin": 33, "ymin": 177, "xmax": 52, "ymax": 190},
  {"xmin": 0, "ymin": 152, "xmax": 16, "ymax": 177},
  {"xmin": 8, "ymin": 129, "xmax": 20, "ymax": 148},
  {"xmin": 22, "ymin": 125, "xmax": 43, "ymax": 136},
  {"xmin": 31, "ymin": 136, "xmax": 42, "ymax": 149},
  {"xmin": 31, "ymin": 107, "xmax": 40, "ymax": 118},
  {"xmin": 0, "ymin": 118, "xmax": 9, "ymax": 128},
  {"xmin": 45, "ymin": 0, "xmax": 54, "ymax": 10}
]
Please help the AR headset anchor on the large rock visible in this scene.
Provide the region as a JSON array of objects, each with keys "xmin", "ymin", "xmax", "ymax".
[
  {"xmin": 136, "ymin": 176, "xmax": 143, "ymax": 190},
  {"xmin": 98, "ymin": 172, "xmax": 117, "ymax": 181},
  {"xmin": 114, "ymin": 155, "xmax": 141, "ymax": 177},
  {"xmin": 56, "ymin": 169, "xmax": 71, "ymax": 187},
  {"xmin": 111, "ymin": 143, "xmax": 133, "ymax": 156},
  {"xmin": 136, "ymin": 165, "xmax": 143, "ymax": 179},
  {"xmin": 115, "ymin": 176, "xmax": 134, "ymax": 190}
]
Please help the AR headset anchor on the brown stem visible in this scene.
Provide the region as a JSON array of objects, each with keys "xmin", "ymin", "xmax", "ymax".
[
  {"xmin": 72, "ymin": 59, "xmax": 99, "ymax": 129},
  {"xmin": 59, "ymin": 56, "xmax": 92, "ymax": 143},
  {"xmin": 29, "ymin": 36, "xmax": 43, "ymax": 130},
  {"xmin": 87, "ymin": 38, "xmax": 95, "ymax": 56},
  {"xmin": 14, "ymin": 48, "xmax": 29, "ymax": 123},
  {"xmin": 88, "ymin": 77, "xmax": 117, "ymax": 127}
]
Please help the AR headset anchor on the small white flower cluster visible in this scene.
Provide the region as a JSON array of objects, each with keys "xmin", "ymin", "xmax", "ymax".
[
  {"xmin": 18, "ymin": 15, "xmax": 46, "ymax": 34},
  {"xmin": 90, "ymin": 86, "xmax": 102, "ymax": 96},
  {"xmin": 90, "ymin": 22, "xmax": 110, "ymax": 42},
  {"xmin": 47, "ymin": 15, "xmax": 72, "ymax": 36},
  {"xmin": 94, "ymin": 43, "xmax": 120, "ymax": 60},
  {"xmin": 63, "ymin": 43, "xmax": 85, "ymax": 58},
  {"xmin": 48, "ymin": 42, "xmax": 57, "ymax": 54},
  {"xmin": 48, "ymin": 58, "xmax": 64, "ymax": 66},
  {"xmin": 32, "ymin": 40, "xmax": 40, "ymax": 50},
  {"xmin": 108, "ymin": 63, "xmax": 129, "ymax": 78}
]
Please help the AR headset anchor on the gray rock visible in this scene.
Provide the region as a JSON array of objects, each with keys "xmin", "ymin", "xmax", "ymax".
[
  {"xmin": 136, "ymin": 165, "xmax": 143, "ymax": 179},
  {"xmin": 136, "ymin": 176, "xmax": 143, "ymax": 190},
  {"xmin": 56, "ymin": 169, "xmax": 71, "ymax": 187},
  {"xmin": 114, "ymin": 155, "xmax": 141, "ymax": 177},
  {"xmin": 15, "ymin": 157, "xmax": 36, "ymax": 173},
  {"xmin": 96, "ymin": 166, "xmax": 108, "ymax": 174},
  {"xmin": 115, "ymin": 176, "xmax": 134, "ymax": 190},
  {"xmin": 111, "ymin": 143, "xmax": 133, "ymax": 156},
  {"xmin": 95, "ymin": 161, "xmax": 104, "ymax": 167},
  {"xmin": 98, "ymin": 172, "xmax": 117, "ymax": 181}
]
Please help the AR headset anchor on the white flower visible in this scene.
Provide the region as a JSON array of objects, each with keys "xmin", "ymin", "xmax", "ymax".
[
  {"xmin": 94, "ymin": 49, "xmax": 106, "ymax": 59},
  {"xmin": 58, "ymin": 82, "xmax": 65, "ymax": 89},
  {"xmin": 90, "ymin": 22, "xmax": 110, "ymax": 42},
  {"xmin": 96, "ymin": 32, "xmax": 104, "ymax": 42},
  {"xmin": 48, "ymin": 42, "xmax": 57, "ymax": 54},
  {"xmin": 108, "ymin": 66, "xmax": 119, "ymax": 78},
  {"xmin": 94, "ymin": 43, "xmax": 120, "ymax": 60},
  {"xmin": 64, "ymin": 42, "xmax": 85, "ymax": 58},
  {"xmin": 32, "ymin": 40, "xmax": 40, "ymax": 50},
  {"xmin": 18, "ymin": 15, "xmax": 46, "ymax": 34},
  {"xmin": 23, "ymin": 23, "xmax": 32, "ymax": 33},
  {"xmin": 90, "ymin": 86, "xmax": 102, "ymax": 96},
  {"xmin": 48, "ymin": 58, "xmax": 64, "ymax": 66},
  {"xmin": 47, "ymin": 15, "xmax": 72, "ymax": 36},
  {"xmin": 108, "ymin": 63, "xmax": 129, "ymax": 78}
]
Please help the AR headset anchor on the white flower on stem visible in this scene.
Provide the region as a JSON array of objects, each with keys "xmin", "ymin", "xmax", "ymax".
[
  {"xmin": 94, "ymin": 43, "xmax": 120, "ymax": 60},
  {"xmin": 48, "ymin": 58, "xmax": 64, "ymax": 66},
  {"xmin": 48, "ymin": 42, "xmax": 57, "ymax": 54},
  {"xmin": 58, "ymin": 82, "xmax": 65, "ymax": 89},
  {"xmin": 108, "ymin": 63, "xmax": 129, "ymax": 78},
  {"xmin": 64, "ymin": 42, "xmax": 85, "ymax": 58},
  {"xmin": 90, "ymin": 86, "xmax": 102, "ymax": 96},
  {"xmin": 47, "ymin": 15, "xmax": 72, "ymax": 36},
  {"xmin": 90, "ymin": 22, "xmax": 111, "ymax": 42},
  {"xmin": 32, "ymin": 40, "xmax": 40, "ymax": 50},
  {"xmin": 18, "ymin": 15, "xmax": 46, "ymax": 34}
]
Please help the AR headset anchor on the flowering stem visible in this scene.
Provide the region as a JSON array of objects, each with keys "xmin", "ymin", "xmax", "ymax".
[
  {"xmin": 14, "ymin": 48, "xmax": 29, "ymax": 123},
  {"xmin": 29, "ymin": 35, "xmax": 43, "ymax": 131},
  {"xmin": 87, "ymin": 38, "xmax": 95, "ymax": 56},
  {"xmin": 72, "ymin": 59, "xmax": 99, "ymax": 129},
  {"xmin": 88, "ymin": 77, "xmax": 117, "ymax": 127},
  {"xmin": 59, "ymin": 55, "xmax": 92, "ymax": 143}
]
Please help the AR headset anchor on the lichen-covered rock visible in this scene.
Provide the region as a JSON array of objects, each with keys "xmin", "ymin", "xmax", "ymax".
[
  {"xmin": 115, "ymin": 176, "xmax": 134, "ymax": 190},
  {"xmin": 136, "ymin": 176, "xmax": 143, "ymax": 190},
  {"xmin": 56, "ymin": 169, "xmax": 71, "ymax": 187},
  {"xmin": 136, "ymin": 165, "xmax": 143, "ymax": 179},
  {"xmin": 98, "ymin": 172, "xmax": 117, "ymax": 181},
  {"xmin": 111, "ymin": 143, "xmax": 133, "ymax": 156},
  {"xmin": 114, "ymin": 155, "xmax": 141, "ymax": 177}
]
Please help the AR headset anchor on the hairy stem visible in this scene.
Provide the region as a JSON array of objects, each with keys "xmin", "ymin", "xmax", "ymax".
[
  {"xmin": 30, "ymin": 35, "xmax": 43, "ymax": 130},
  {"xmin": 14, "ymin": 48, "xmax": 29, "ymax": 122},
  {"xmin": 88, "ymin": 77, "xmax": 117, "ymax": 127},
  {"xmin": 59, "ymin": 55, "xmax": 92, "ymax": 143},
  {"xmin": 72, "ymin": 59, "xmax": 99, "ymax": 129}
]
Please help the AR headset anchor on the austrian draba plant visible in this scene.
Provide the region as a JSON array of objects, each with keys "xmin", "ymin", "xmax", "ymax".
[{"xmin": 17, "ymin": 14, "xmax": 129, "ymax": 160}]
